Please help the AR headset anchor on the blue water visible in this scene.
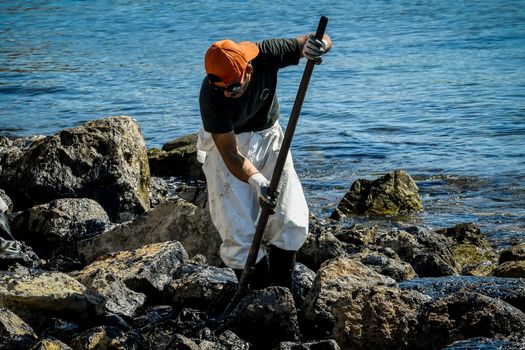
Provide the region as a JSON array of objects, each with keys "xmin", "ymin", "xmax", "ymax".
[{"xmin": 1, "ymin": 1, "xmax": 524, "ymax": 247}]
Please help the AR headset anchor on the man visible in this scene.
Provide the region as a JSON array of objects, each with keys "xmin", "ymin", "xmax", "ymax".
[{"xmin": 197, "ymin": 33, "xmax": 332, "ymax": 289}]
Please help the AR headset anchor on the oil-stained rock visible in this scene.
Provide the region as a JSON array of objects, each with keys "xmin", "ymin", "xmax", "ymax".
[{"xmin": 1, "ymin": 116, "xmax": 150, "ymax": 222}]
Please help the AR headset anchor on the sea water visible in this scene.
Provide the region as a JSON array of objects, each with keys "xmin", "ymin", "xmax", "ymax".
[{"xmin": 1, "ymin": 0, "xmax": 524, "ymax": 247}]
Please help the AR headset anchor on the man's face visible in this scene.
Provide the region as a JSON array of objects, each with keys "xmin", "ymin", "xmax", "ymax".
[{"xmin": 211, "ymin": 63, "xmax": 252, "ymax": 99}]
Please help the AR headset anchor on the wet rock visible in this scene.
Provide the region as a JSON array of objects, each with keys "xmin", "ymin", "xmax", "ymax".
[
  {"xmin": 276, "ymin": 339, "xmax": 341, "ymax": 349},
  {"xmin": 399, "ymin": 276, "xmax": 525, "ymax": 313},
  {"xmin": 302, "ymin": 257, "xmax": 396, "ymax": 338},
  {"xmin": 148, "ymin": 133, "xmax": 204, "ymax": 180},
  {"xmin": 134, "ymin": 307, "xmax": 213, "ymax": 350},
  {"xmin": 492, "ymin": 260, "xmax": 525, "ymax": 278},
  {"xmin": 0, "ymin": 271, "xmax": 105, "ymax": 327},
  {"xmin": 416, "ymin": 291, "xmax": 525, "ymax": 350},
  {"xmin": 297, "ymin": 218, "xmax": 345, "ymax": 272},
  {"xmin": 1, "ymin": 116, "xmax": 150, "ymax": 222},
  {"xmin": 149, "ymin": 176, "xmax": 170, "ymax": 207},
  {"xmin": 331, "ymin": 285, "xmax": 431, "ymax": 350},
  {"xmin": 214, "ymin": 330, "xmax": 250, "ymax": 350},
  {"xmin": 436, "ymin": 223, "xmax": 497, "ymax": 276},
  {"xmin": 76, "ymin": 269, "xmax": 146, "ymax": 317},
  {"xmin": 11, "ymin": 198, "xmax": 109, "ymax": 259},
  {"xmin": 74, "ymin": 241, "xmax": 188, "ymax": 299},
  {"xmin": 30, "ymin": 337, "xmax": 73, "ymax": 350},
  {"xmin": 333, "ymin": 223, "xmax": 377, "ymax": 246},
  {"xmin": 163, "ymin": 263, "xmax": 236, "ymax": 311},
  {"xmin": 40, "ymin": 318, "xmax": 79, "ymax": 344},
  {"xmin": 78, "ymin": 198, "xmax": 221, "ymax": 266},
  {"xmin": 0, "ymin": 135, "xmax": 45, "ymax": 181},
  {"xmin": 227, "ymin": 287, "xmax": 301, "ymax": 349},
  {"xmin": 0, "ymin": 307, "xmax": 37, "ymax": 350},
  {"xmin": 375, "ymin": 226, "xmax": 460, "ymax": 277},
  {"xmin": 70, "ymin": 325, "xmax": 139, "ymax": 350},
  {"xmin": 331, "ymin": 170, "xmax": 423, "ymax": 218},
  {"xmin": 499, "ymin": 242, "xmax": 525, "ymax": 263},
  {"xmin": 292, "ymin": 262, "xmax": 316, "ymax": 311},
  {"xmin": 351, "ymin": 247, "xmax": 417, "ymax": 282}
]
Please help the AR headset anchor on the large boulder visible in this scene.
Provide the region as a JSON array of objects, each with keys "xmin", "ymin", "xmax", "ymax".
[
  {"xmin": 399, "ymin": 276, "xmax": 525, "ymax": 313},
  {"xmin": 77, "ymin": 198, "xmax": 222, "ymax": 266},
  {"xmin": 375, "ymin": 227, "xmax": 460, "ymax": 277},
  {"xmin": 0, "ymin": 116, "xmax": 150, "ymax": 222},
  {"xmin": 74, "ymin": 241, "xmax": 189, "ymax": 299},
  {"xmin": 436, "ymin": 223, "xmax": 497, "ymax": 276},
  {"xmin": 302, "ymin": 257, "xmax": 396, "ymax": 338},
  {"xmin": 0, "ymin": 271, "xmax": 105, "ymax": 327},
  {"xmin": 331, "ymin": 170, "xmax": 423, "ymax": 218},
  {"xmin": 415, "ymin": 291, "xmax": 525, "ymax": 349},
  {"xmin": 11, "ymin": 198, "xmax": 110, "ymax": 259},
  {"xmin": 147, "ymin": 133, "xmax": 204, "ymax": 180},
  {"xmin": 163, "ymin": 263, "xmax": 236, "ymax": 311},
  {"xmin": 331, "ymin": 285, "xmax": 430, "ymax": 350}
]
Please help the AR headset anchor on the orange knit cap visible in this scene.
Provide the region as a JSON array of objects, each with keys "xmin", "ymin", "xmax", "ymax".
[{"xmin": 205, "ymin": 40, "xmax": 259, "ymax": 86}]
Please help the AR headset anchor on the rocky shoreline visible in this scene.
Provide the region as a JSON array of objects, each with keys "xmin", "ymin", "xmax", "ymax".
[{"xmin": 0, "ymin": 116, "xmax": 524, "ymax": 350}]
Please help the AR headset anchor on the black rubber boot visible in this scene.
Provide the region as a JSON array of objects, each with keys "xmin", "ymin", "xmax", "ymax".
[
  {"xmin": 233, "ymin": 255, "xmax": 270, "ymax": 290},
  {"xmin": 268, "ymin": 244, "xmax": 296, "ymax": 290}
]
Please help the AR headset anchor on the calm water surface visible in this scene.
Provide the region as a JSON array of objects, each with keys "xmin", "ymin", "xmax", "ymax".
[{"xmin": 1, "ymin": 1, "xmax": 524, "ymax": 247}]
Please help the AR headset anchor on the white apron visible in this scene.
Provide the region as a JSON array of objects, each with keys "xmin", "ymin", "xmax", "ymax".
[{"xmin": 196, "ymin": 123, "xmax": 309, "ymax": 269}]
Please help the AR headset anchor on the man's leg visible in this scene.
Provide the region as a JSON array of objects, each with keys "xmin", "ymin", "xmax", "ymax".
[
  {"xmin": 268, "ymin": 244, "xmax": 296, "ymax": 290},
  {"xmin": 233, "ymin": 255, "xmax": 270, "ymax": 290}
]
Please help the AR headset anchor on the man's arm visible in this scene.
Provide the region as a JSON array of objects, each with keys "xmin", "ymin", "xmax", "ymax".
[{"xmin": 212, "ymin": 131, "xmax": 258, "ymax": 183}]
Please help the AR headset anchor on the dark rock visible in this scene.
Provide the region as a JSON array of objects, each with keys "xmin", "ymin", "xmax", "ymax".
[
  {"xmin": 77, "ymin": 198, "xmax": 221, "ymax": 266},
  {"xmin": 148, "ymin": 133, "xmax": 204, "ymax": 180},
  {"xmin": 1, "ymin": 116, "xmax": 150, "ymax": 222},
  {"xmin": 399, "ymin": 276, "xmax": 525, "ymax": 313},
  {"xmin": 292, "ymin": 262, "xmax": 316, "ymax": 311},
  {"xmin": 297, "ymin": 218, "xmax": 344, "ymax": 272},
  {"xmin": 415, "ymin": 291, "xmax": 525, "ymax": 350},
  {"xmin": 333, "ymin": 223, "xmax": 377, "ymax": 246},
  {"xmin": 40, "ymin": 318, "xmax": 79, "ymax": 344},
  {"xmin": 74, "ymin": 241, "xmax": 188, "ymax": 301},
  {"xmin": 11, "ymin": 198, "xmax": 109, "ymax": 259},
  {"xmin": 76, "ymin": 268, "xmax": 146, "ymax": 317},
  {"xmin": 436, "ymin": 223, "xmax": 497, "ymax": 276},
  {"xmin": 331, "ymin": 170, "xmax": 423, "ymax": 218},
  {"xmin": 412, "ymin": 253, "xmax": 458, "ymax": 277},
  {"xmin": 163, "ymin": 263, "xmax": 237, "ymax": 311},
  {"xmin": 492, "ymin": 261, "xmax": 525, "ymax": 278},
  {"xmin": 351, "ymin": 247, "xmax": 417, "ymax": 282},
  {"xmin": 226, "ymin": 287, "xmax": 301, "ymax": 349},
  {"xmin": 499, "ymin": 242, "xmax": 525, "ymax": 263},
  {"xmin": 375, "ymin": 227, "xmax": 461, "ymax": 277},
  {"xmin": 0, "ymin": 307, "xmax": 37, "ymax": 350}
]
